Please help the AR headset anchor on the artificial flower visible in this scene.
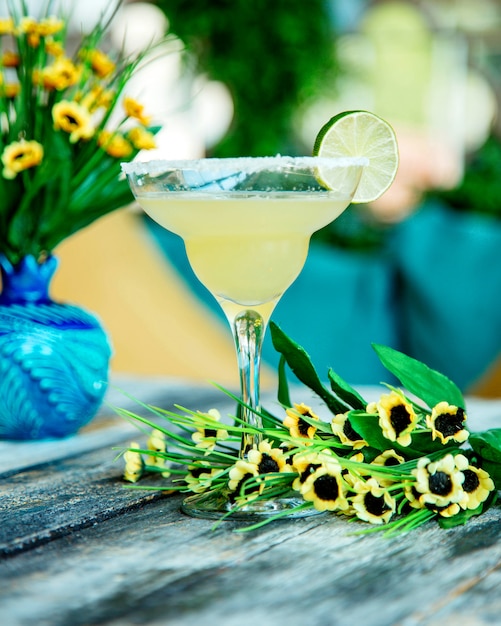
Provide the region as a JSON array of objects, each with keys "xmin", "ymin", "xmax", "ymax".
[
  {"xmin": 98, "ymin": 130, "xmax": 133, "ymax": 158},
  {"xmin": 331, "ymin": 411, "xmax": 367, "ymax": 449},
  {"xmin": 123, "ymin": 96, "xmax": 152, "ymax": 125},
  {"xmin": 367, "ymin": 390, "xmax": 418, "ymax": 447},
  {"xmin": 191, "ymin": 408, "xmax": 229, "ymax": 453},
  {"xmin": 460, "ymin": 465, "xmax": 495, "ymax": 510},
  {"xmin": 247, "ymin": 439, "xmax": 291, "ymax": 475},
  {"xmin": 52, "ymin": 100, "xmax": 94, "ymax": 143},
  {"xmin": 146, "ymin": 429, "xmax": 170, "ymax": 477},
  {"xmin": 40, "ymin": 57, "xmax": 81, "ymax": 91},
  {"xmin": 371, "ymin": 449, "xmax": 405, "ymax": 486},
  {"xmin": 351, "ymin": 477, "xmax": 396, "ymax": 524},
  {"xmin": 291, "ymin": 450, "xmax": 325, "ymax": 490},
  {"xmin": 1, "ymin": 139, "xmax": 43, "ymax": 179},
  {"xmin": 412, "ymin": 453, "xmax": 468, "ymax": 516},
  {"xmin": 123, "ymin": 442, "xmax": 145, "ymax": 483},
  {"xmin": 425, "ymin": 402, "xmax": 469, "ymax": 444},
  {"xmin": 0, "ymin": 2, "xmax": 160, "ymax": 266},
  {"xmin": 128, "ymin": 126, "xmax": 157, "ymax": 150},
  {"xmin": 284, "ymin": 402, "xmax": 319, "ymax": 442},
  {"xmin": 228, "ymin": 459, "xmax": 262, "ymax": 502},
  {"xmin": 86, "ymin": 48, "xmax": 116, "ymax": 78},
  {"xmin": 185, "ymin": 464, "xmax": 220, "ymax": 493},
  {"xmin": 299, "ymin": 460, "xmax": 349, "ymax": 512}
]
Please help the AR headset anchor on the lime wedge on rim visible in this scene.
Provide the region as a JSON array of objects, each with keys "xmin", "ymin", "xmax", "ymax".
[{"xmin": 313, "ymin": 110, "xmax": 399, "ymax": 203}]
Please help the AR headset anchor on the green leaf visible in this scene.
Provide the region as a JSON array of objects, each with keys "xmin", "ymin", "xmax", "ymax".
[
  {"xmin": 328, "ymin": 367, "xmax": 366, "ymax": 410},
  {"xmin": 346, "ymin": 411, "xmax": 389, "ymax": 450},
  {"xmin": 470, "ymin": 429, "xmax": 501, "ymax": 463},
  {"xmin": 470, "ymin": 429, "xmax": 501, "ymax": 486},
  {"xmin": 277, "ymin": 355, "xmax": 291, "ymax": 408},
  {"xmin": 270, "ymin": 322, "xmax": 348, "ymax": 415},
  {"xmin": 372, "ymin": 344, "xmax": 464, "ymax": 409},
  {"xmin": 438, "ymin": 489, "xmax": 498, "ymax": 529}
]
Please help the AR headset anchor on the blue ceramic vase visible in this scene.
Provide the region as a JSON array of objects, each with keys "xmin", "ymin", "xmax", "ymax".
[{"xmin": 0, "ymin": 254, "xmax": 112, "ymax": 439}]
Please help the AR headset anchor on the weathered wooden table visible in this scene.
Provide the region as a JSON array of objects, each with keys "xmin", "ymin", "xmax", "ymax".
[{"xmin": 1, "ymin": 377, "xmax": 500, "ymax": 626}]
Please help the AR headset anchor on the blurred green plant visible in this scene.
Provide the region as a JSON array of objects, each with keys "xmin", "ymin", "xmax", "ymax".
[{"xmin": 154, "ymin": 0, "xmax": 338, "ymax": 156}]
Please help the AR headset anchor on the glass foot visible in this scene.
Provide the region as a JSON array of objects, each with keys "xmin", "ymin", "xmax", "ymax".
[{"xmin": 181, "ymin": 489, "xmax": 324, "ymax": 521}]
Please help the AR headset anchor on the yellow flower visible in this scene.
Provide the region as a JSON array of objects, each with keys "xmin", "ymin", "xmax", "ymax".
[
  {"xmin": 425, "ymin": 401, "xmax": 469, "ymax": 445},
  {"xmin": 18, "ymin": 17, "xmax": 41, "ymax": 47},
  {"xmin": 284, "ymin": 402, "xmax": 319, "ymax": 442},
  {"xmin": 123, "ymin": 442, "xmax": 144, "ymax": 483},
  {"xmin": 45, "ymin": 39, "xmax": 65, "ymax": 57},
  {"xmin": 146, "ymin": 428, "xmax": 170, "ymax": 477},
  {"xmin": 41, "ymin": 57, "xmax": 81, "ymax": 91},
  {"xmin": 128, "ymin": 126, "xmax": 156, "ymax": 150},
  {"xmin": 1, "ymin": 82, "xmax": 20, "ymax": 98},
  {"xmin": 367, "ymin": 390, "xmax": 418, "ymax": 447},
  {"xmin": 1, "ymin": 139, "xmax": 44, "ymax": 179},
  {"xmin": 300, "ymin": 460, "xmax": 349, "ymax": 512},
  {"xmin": 460, "ymin": 465, "xmax": 495, "ymax": 510},
  {"xmin": 412, "ymin": 453, "xmax": 469, "ymax": 516},
  {"xmin": 351, "ymin": 477, "xmax": 396, "ymax": 524},
  {"xmin": 371, "ymin": 449, "xmax": 405, "ymax": 486},
  {"xmin": 123, "ymin": 96, "xmax": 152, "ymax": 125},
  {"xmin": 37, "ymin": 16, "xmax": 65, "ymax": 37},
  {"xmin": 0, "ymin": 18, "xmax": 15, "ymax": 35},
  {"xmin": 291, "ymin": 449, "xmax": 336, "ymax": 491},
  {"xmin": 80, "ymin": 86, "xmax": 115, "ymax": 112},
  {"xmin": 247, "ymin": 439, "xmax": 292, "ymax": 475},
  {"xmin": 185, "ymin": 464, "xmax": 222, "ymax": 494},
  {"xmin": 331, "ymin": 412, "xmax": 367, "ymax": 449},
  {"xmin": 1, "ymin": 50, "xmax": 20, "ymax": 67},
  {"xmin": 97, "ymin": 131, "xmax": 133, "ymax": 158},
  {"xmin": 190, "ymin": 408, "xmax": 229, "ymax": 454},
  {"xmin": 87, "ymin": 48, "xmax": 115, "ymax": 78},
  {"xmin": 52, "ymin": 100, "xmax": 94, "ymax": 143},
  {"xmin": 228, "ymin": 459, "xmax": 262, "ymax": 502}
]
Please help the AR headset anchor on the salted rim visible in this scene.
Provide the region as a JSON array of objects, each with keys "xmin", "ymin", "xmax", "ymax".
[{"xmin": 120, "ymin": 155, "xmax": 368, "ymax": 176}]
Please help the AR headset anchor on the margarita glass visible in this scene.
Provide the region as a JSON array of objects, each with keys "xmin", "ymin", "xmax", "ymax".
[{"xmin": 122, "ymin": 156, "xmax": 366, "ymax": 518}]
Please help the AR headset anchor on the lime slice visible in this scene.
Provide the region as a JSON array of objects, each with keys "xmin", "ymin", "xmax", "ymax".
[{"xmin": 313, "ymin": 110, "xmax": 399, "ymax": 203}]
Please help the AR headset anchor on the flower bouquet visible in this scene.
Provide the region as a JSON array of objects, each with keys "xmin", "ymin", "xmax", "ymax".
[
  {"xmin": 0, "ymin": 1, "xmax": 159, "ymax": 266},
  {"xmin": 120, "ymin": 322, "xmax": 500, "ymax": 534},
  {"xmin": 0, "ymin": 1, "xmax": 165, "ymax": 440}
]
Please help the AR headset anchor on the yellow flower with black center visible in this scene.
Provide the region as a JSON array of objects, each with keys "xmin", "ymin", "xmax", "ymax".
[
  {"xmin": 291, "ymin": 450, "xmax": 325, "ymax": 490},
  {"xmin": 425, "ymin": 401, "xmax": 469, "ymax": 444},
  {"xmin": 128, "ymin": 126, "xmax": 157, "ymax": 150},
  {"xmin": 185, "ymin": 464, "xmax": 221, "ymax": 493},
  {"xmin": 284, "ymin": 402, "xmax": 319, "ymax": 442},
  {"xmin": 41, "ymin": 57, "xmax": 81, "ymax": 91},
  {"xmin": 97, "ymin": 130, "xmax": 133, "ymax": 158},
  {"xmin": 191, "ymin": 408, "xmax": 229, "ymax": 453},
  {"xmin": 459, "ymin": 465, "xmax": 495, "ymax": 510},
  {"xmin": 123, "ymin": 96, "xmax": 152, "ymax": 126},
  {"xmin": 1, "ymin": 139, "xmax": 43, "ymax": 179},
  {"xmin": 228, "ymin": 459, "xmax": 262, "ymax": 502},
  {"xmin": 123, "ymin": 442, "xmax": 144, "ymax": 483},
  {"xmin": 300, "ymin": 460, "xmax": 349, "ymax": 512},
  {"xmin": 87, "ymin": 48, "xmax": 116, "ymax": 78},
  {"xmin": 371, "ymin": 449, "xmax": 405, "ymax": 486},
  {"xmin": 331, "ymin": 412, "xmax": 367, "ymax": 449},
  {"xmin": 248, "ymin": 439, "xmax": 292, "ymax": 475},
  {"xmin": 412, "ymin": 453, "xmax": 468, "ymax": 516},
  {"xmin": 52, "ymin": 100, "xmax": 94, "ymax": 143},
  {"xmin": 351, "ymin": 477, "xmax": 396, "ymax": 524},
  {"xmin": 367, "ymin": 390, "xmax": 418, "ymax": 447}
]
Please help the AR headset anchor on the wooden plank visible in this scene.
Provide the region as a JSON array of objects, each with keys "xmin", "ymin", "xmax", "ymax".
[{"xmin": 0, "ymin": 492, "xmax": 499, "ymax": 626}]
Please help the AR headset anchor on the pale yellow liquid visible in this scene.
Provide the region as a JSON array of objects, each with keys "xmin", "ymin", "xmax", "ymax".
[{"xmin": 139, "ymin": 193, "xmax": 350, "ymax": 320}]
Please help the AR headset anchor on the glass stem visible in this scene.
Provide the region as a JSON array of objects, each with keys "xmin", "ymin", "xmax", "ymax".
[{"xmin": 232, "ymin": 309, "xmax": 265, "ymax": 457}]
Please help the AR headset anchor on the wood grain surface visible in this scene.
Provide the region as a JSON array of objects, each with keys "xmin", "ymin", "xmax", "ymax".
[{"xmin": 1, "ymin": 378, "xmax": 500, "ymax": 626}]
